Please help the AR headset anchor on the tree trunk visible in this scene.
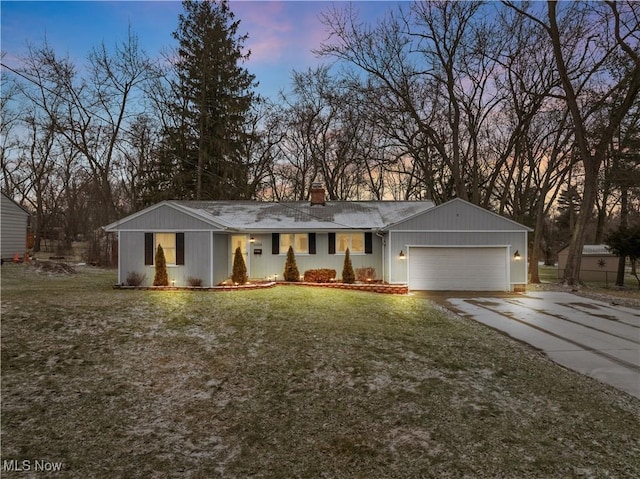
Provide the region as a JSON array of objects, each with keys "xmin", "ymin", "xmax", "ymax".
[
  {"xmin": 529, "ymin": 198, "xmax": 547, "ymax": 283},
  {"xmin": 562, "ymin": 159, "xmax": 600, "ymax": 286},
  {"xmin": 615, "ymin": 184, "xmax": 629, "ymax": 286}
]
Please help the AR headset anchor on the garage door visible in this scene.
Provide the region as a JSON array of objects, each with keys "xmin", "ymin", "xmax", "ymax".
[{"xmin": 408, "ymin": 246, "xmax": 509, "ymax": 291}]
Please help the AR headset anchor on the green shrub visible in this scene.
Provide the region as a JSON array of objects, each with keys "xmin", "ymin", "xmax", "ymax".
[
  {"xmin": 283, "ymin": 245, "xmax": 300, "ymax": 281},
  {"xmin": 342, "ymin": 248, "xmax": 355, "ymax": 284},
  {"xmin": 303, "ymin": 269, "xmax": 337, "ymax": 283},
  {"xmin": 153, "ymin": 245, "xmax": 169, "ymax": 286},
  {"xmin": 232, "ymin": 246, "xmax": 248, "ymax": 284}
]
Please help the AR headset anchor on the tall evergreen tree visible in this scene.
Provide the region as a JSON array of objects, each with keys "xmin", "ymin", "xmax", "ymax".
[
  {"xmin": 153, "ymin": 244, "xmax": 169, "ymax": 286},
  {"xmin": 232, "ymin": 246, "xmax": 248, "ymax": 284},
  {"xmin": 283, "ymin": 245, "xmax": 299, "ymax": 282},
  {"xmin": 165, "ymin": 0, "xmax": 257, "ymax": 200}
]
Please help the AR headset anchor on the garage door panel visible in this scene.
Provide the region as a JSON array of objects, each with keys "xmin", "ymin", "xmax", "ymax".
[{"xmin": 409, "ymin": 247, "xmax": 508, "ymax": 291}]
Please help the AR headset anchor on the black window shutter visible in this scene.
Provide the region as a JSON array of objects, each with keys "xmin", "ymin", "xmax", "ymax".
[
  {"xmin": 144, "ymin": 233, "xmax": 154, "ymax": 265},
  {"xmin": 364, "ymin": 232, "xmax": 373, "ymax": 254},
  {"xmin": 272, "ymin": 233, "xmax": 280, "ymax": 254},
  {"xmin": 176, "ymin": 233, "xmax": 185, "ymax": 265},
  {"xmin": 309, "ymin": 233, "xmax": 316, "ymax": 254},
  {"xmin": 328, "ymin": 233, "xmax": 336, "ymax": 254}
]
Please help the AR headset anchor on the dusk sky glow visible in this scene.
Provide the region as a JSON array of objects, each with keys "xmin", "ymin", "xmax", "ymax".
[{"xmin": 1, "ymin": 1, "xmax": 403, "ymax": 99}]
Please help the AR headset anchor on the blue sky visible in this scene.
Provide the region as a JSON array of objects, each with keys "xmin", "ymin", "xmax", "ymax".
[{"xmin": 1, "ymin": 1, "xmax": 401, "ymax": 99}]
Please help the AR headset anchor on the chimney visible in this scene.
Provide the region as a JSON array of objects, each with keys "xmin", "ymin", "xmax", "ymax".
[{"xmin": 310, "ymin": 182, "xmax": 326, "ymax": 206}]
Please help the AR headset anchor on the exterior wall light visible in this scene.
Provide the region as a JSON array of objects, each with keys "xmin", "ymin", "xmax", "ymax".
[
  {"xmin": 399, "ymin": 250, "xmax": 405, "ymax": 259},
  {"xmin": 249, "ymin": 236, "xmax": 255, "ymax": 243},
  {"xmin": 514, "ymin": 250, "xmax": 521, "ymax": 260}
]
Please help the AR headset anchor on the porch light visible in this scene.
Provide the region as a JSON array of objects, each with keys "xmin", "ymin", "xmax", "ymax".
[
  {"xmin": 249, "ymin": 236, "xmax": 255, "ymax": 243},
  {"xmin": 399, "ymin": 250, "xmax": 405, "ymax": 259},
  {"xmin": 514, "ymin": 250, "xmax": 521, "ymax": 260}
]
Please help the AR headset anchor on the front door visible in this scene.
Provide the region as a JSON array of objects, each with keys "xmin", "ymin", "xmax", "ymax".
[{"xmin": 231, "ymin": 235, "xmax": 250, "ymax": 276}]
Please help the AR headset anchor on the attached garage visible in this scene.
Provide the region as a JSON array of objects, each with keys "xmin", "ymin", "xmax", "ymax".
[
  {"xmin": 385, "ymin": 198, "xmax": 531, "ymax": 292},
  {"xmin": 407, "ymin": 246, "xmax": 509, "ymax": 291}
]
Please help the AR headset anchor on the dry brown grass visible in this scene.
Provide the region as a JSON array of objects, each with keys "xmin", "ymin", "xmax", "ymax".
[{"xmin": 2, "ymin": 264, "xmax": 639, "ymax": 478}]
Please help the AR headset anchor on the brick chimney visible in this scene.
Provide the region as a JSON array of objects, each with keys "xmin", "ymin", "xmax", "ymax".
[{"xmin": 310, "ymin": 182, "xmax": 326, "ymax": 206}]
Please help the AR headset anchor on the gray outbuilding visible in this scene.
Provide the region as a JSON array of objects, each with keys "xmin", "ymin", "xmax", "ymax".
[{"xmin": 1, "ymin": 191, "xmax": 29, "ymax": 262}]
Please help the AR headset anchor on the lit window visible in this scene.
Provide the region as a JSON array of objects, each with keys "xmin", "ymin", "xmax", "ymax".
[
  {"xmin": 336, "ymin": 233, "xmax": 365, "ymax": 254},
  {"xmin": 155, "ymin": 233, "xmax": 176, "ymax": 265},
  {"xmin": 280, "ymin": 233, "xmax": 308, "ymax": 254}
]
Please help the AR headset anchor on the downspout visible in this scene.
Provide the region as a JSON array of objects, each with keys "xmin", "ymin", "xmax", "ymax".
[{"xmin": 376, "ymin": 230, "xmax": 386, "ymax": 283}]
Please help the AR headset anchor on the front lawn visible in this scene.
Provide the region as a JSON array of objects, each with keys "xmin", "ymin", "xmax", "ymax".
[{"xmin": 1, "ymin": 264, "xmax": 639, "ymax": 478}]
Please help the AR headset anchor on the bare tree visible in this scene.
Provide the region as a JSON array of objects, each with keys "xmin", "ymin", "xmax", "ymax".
[{"xmin": 506, "ymin": 0, "xmax": 640, "ymax": 285}]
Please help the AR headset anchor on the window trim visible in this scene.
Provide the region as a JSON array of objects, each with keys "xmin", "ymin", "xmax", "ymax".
[
  {"xmin": 329, "ymin": 232, "xmax": 373, "ymax": 255},
  {"xmin": 144, "ymin": 232, "xmax": 184, "ymax": 266},
  {"xmin": 279, "ymin": 233, "xmax": 309, "ymax": 255}
]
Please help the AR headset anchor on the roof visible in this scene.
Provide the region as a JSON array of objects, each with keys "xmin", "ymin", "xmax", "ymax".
[
  {"xmin": 172, "ymin": 200, "xmax": 436, "ymax": 231},
  {"xmin": 582, "ymin": 244, "xmax": 613, "ymax": 255},
  {"xmin": 1, "ymin": 190, "xmax": 30, "ymax": 216},
  {"xmin": 104, "ymin": 197, "xmax": 533, "ymax": 234},
  {"xmin": 557, "ymin": 244, "xmax": 614, "ymax": 256}
]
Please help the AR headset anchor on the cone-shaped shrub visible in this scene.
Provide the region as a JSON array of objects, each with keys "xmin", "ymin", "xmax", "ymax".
[
  {"xmin": 342, "ymin": 247, "xmax": 355, "ymax": 284},
  {"xmin": 283, "ymin": 245, "xmax": 299, "ymax": 281},
  {"xmin": 232, "ymin": 246, "xmax": 248, "ymax": 284},
  {"xmin": 153, "ymin": 244, "xmax": 169, "ymax": 286}
]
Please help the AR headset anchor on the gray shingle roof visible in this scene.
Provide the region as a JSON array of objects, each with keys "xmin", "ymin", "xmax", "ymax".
[{"xmin": 172, "ymin": 200, "xmax": 435, "ymax": 231}]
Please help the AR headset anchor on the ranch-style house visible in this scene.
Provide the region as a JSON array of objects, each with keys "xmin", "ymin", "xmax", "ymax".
[{"xmin": 104, "ymin": 185, "xmax": 531, "ymax": 291}]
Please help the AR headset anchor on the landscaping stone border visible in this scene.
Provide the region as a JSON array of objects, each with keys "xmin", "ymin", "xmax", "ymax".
[
  {"xmin": 282, "ymin": 282, "xmax": 408, "ymax": 294},
  {"xmin": 113, "ymin": 282, "xmax": 277, "ymax": 292},
  {"xmin": 113, "ymin": 281, "xmax": 408, "ymax": 294}
]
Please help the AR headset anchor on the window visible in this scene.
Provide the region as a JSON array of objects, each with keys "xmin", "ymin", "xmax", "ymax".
[
  {"xmin": 336, "ymin": 233, "xmax": 365, "ymax": 254},
  {"xmin": 280, "ymin": 233, "xmax": 308, "ymax": 254},
  {"xmin": 145, "ymin": 233, "xmax": 184, "ymax": 266},
  {"xmin": 155, "ymin": 233, "xmax": 176, "ymax": 264}
]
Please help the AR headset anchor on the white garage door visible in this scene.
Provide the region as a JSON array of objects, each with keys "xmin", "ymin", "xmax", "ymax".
[{"xmin": 408, "ymin": 246, "xmax": 509, "ymax": 291}]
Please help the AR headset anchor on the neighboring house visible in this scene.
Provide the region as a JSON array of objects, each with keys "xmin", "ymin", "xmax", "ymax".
[
  {"xmin": 557, "ymin": 244, "xmax": 618, "ymax": 282},
  {"xmin": 1, "ymin": 191, "xmax": 29, "ymax": 262},
  {"xmin": 104, "ymin": 185, "xmax": 531, "ymax": 291}
]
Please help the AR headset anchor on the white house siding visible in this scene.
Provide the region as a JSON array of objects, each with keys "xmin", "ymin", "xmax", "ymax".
[
  {"xmin": 394, "ymin": 198, "xmax": 523, "ymax": 231},
  {"xmin": 185, "ymin": 232, "xmax": 214, "ymax": 286},
  {"xmin": 119, "ymin": 231, "xmax": 216, "ymax": 287},
  {"xmin": 211, "ymin": 233, "xmax": 229, "ymax": 285},
  {"xmin": 118, "ymin": 232, "xmax": 147, "ymax": 285},
  {"xmin": 108, "ymin": 203, "xmax": 222, "ymax": 232},
  {"xmin": 232, "ymin": 232, "xmax": 383, "ymax": 282},
  {"xmin": 388, "ymin": 231, "xmax": 527, "ymax": 287},
  {"xmin": 1, "ymin": 193, "xmax": 28, "ymax": 260}
]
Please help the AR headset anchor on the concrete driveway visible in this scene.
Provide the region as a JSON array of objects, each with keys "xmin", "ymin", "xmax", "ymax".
[{"xmin": 445, "ymin": 292, "xmax": 640, "ymax": 399}]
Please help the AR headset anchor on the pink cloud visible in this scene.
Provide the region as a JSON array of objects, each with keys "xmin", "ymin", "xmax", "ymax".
[{"xmin": 232, "ymin": 1, "xmax": 329, "ymax": 66}]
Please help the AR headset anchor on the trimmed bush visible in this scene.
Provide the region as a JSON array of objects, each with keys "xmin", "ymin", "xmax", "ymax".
[
  {"xmin": 126, "ymin": 271, "xmax": 146, "ymax": 286},
  {"xmin": 303, "ymin": 269, "xmax": 337, "ymax": 283},
  {"xmin": 342, "ymin": 248, "xmax": 355, "ymax": 284},
  {"xmin": 283, "ymin": 245, "xmax": 300, "ymax": 281},
  {"xmin": 356, "ymin": 267, "xmax": 376, "ymax": 282},
  {"xmin": 153, "ymin": 245, "xmax": 169, "ymax": 286},
  {"xmin": 232, "ymin": 246, "xmax": 248, "ymax": 284},
  {"xmin": 187, "ymin": 276, "xmax": 203, "ymax": 287}
]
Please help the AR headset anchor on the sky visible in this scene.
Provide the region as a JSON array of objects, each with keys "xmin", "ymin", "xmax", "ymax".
[{"xmin": 1, "ymin": 0, "xmax": 402, "ymax": 100}]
